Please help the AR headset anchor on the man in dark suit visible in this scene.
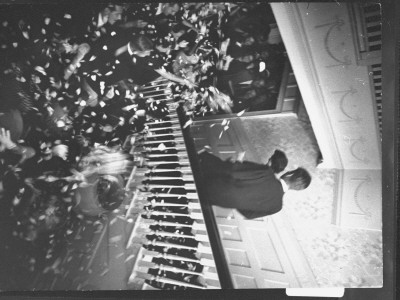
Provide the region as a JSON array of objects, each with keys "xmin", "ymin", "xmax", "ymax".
[{"xmin": 198, "ymin": 150, "xmax": 311, "ymax": 219}]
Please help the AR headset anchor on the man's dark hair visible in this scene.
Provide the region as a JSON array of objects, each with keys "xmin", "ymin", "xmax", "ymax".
[
  {"xmin": 269, "ymin": 149, "xmax": 288, "ymax": 173},
  {"xmin": 129, "ymin": 35, "xmax": 154, "ymax": 52},
  {"xmin": 280, "ymin": 167, "xmax": 311, "ymax": 191}
]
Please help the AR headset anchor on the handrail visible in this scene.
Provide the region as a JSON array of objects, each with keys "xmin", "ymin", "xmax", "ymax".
[{"xmin": 177, "ymin": 104, "xmax": 234, "ymax": 289}]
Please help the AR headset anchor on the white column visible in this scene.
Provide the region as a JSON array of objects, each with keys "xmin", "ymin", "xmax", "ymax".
[{"xmin": 271, "ymin": 3, "xmax": 382, "ymax": 170}]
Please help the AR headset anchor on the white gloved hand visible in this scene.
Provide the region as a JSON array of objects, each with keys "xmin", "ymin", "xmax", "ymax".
[{"xmin": 52, "ymin": 144, "xmax": 69, "ymax": 160}]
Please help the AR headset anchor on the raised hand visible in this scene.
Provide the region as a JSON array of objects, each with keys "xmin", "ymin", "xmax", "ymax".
[{"xmin": 0, "ymin": 128, "xmax": 16, "ymax": 151}]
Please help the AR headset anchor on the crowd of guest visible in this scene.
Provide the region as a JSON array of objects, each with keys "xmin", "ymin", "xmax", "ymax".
[
  {"xmin": 216, "ymin": 4, "xmax": 286, "ymax": 112},
  {"xmin": 0, "ymin": 2, "xmax": 287, "ymax": 289}
]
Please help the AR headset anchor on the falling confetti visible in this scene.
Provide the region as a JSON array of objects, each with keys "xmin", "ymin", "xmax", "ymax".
[
  {"xmin": 237, "ymin": 110, "xmax": 246, "ymax": 116},
  {"xmin": 56, "ymin": 120, "xmax": 65, "ymax": 127},
  {"xmin": 157, "ymin": 143, "xmax": 167, "ymax": 151},
  {"xmin": 183, "ymin": 119, "xmax": 193, "ymax": 129},
  {"xmin": 100, "ymin": 268, "xmax": 110, "ymax": 276},
  {"xmin": 109, "ymin": 235, "xmax": 122, "ymax": 243},
  {"xmin": 110, "ymin": 217, "xmax": 118, "ymax": 226}
]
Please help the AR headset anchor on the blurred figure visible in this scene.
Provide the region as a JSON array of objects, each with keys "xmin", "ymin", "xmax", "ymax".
[
  {"xmin": 0, "ymin": 128, "xmax": 35, "ymax": 161},
  {"xmin": 159, "ymin": 3, "xmax": 180, "ymax": 17},
  {"xmin": 73, "ymin": 146, "xmax": 129, "ymax": 216},
  {"xmin": 124, "ymin": 2, "xmax": 180, "ymax": 29},
  {"xmin": 68, "ymin": 3, "xmax": 125, "ymax": 42},
  {"xmin": 61, "ymin": 3, "xmax": 126, "ymax": 80},
  {"xmin": 122, "ymin": 3, "xmax": 181, "ymax": 49},
  {"xmin": 0, "ymin": 109, "xmax": 24, "ymax": 142},
  {"xmin": 0, "ymin": 128, "xmax": 35, "ymax": 197},
  {"xmin": 81, "ymin": 34, "xmax": 196, "ymax": 108},
  {"xmin": 100, "ymin": 3, "xmax": 124, "ymax": 26}
]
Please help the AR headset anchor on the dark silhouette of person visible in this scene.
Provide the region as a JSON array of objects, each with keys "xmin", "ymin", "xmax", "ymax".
[{"xmin": 198, "ymin": 150, "xmax": 311, "ymax": 219}]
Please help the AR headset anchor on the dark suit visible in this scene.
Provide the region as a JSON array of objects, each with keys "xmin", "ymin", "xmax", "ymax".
[{"xmin": 199, "ymin": 152, "xmax": 284, "ymax": 219}]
